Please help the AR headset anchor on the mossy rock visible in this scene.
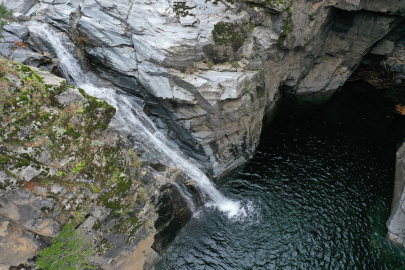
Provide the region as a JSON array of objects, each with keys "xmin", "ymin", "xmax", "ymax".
[{"xmin": 212, "ymin": 21, "xmax": 245, "ymax": 50}]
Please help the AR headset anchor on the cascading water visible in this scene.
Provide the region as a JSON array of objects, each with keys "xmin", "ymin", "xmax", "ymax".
[{"xmin": 28, "ymin": 22, "xmax": 243, "ymax": 218}]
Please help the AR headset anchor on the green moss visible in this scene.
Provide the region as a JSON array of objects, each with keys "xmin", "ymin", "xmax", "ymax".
[
  {"xmin": 112, "ymin": 215, "xmax": 142, "ymax": 236},
  {"xmin": 7, "ymin": 128, "xmax": 18, "ymax": 138},
  {"xmin": 212, "ymin": 21, "xmax": 244, "ymax": 47},
  {"xmin": 66, "ymin": 125, "xmax": 81, "ymax": 139},
  {"xmin": 278, "ymin": 15, "xmax": 293, "ymax": 43},
  {"xmin": 173, "ymin": 2, "xmax": 194, "ymax": 17},
  {"xmin": 92, "ymin": 219, "xmax": 102, "ymax": 231},
  {"xmin": 78, "ymin": 88, "xmax": 114, "ymax": 110},
  {"xmin": 281, "ymin": 18, "xmax": 292, "ymax": 34},
  {"xmin": 100, "ymin": 177, "xmax": 132, "ymax": 212},
  {"xmin": 0, "ymin": 156, "xmax": 9, "ymax": 164},
  {"xmin": 248, "ymin": 21, "xmax": 255, "ymax": 33},
  {"xmin": 96, "ymin": 239, "xmax": 114, "ymax": 255},
  {"xmin": 72, "ymin": 161, "xmax": 85, "ymax": 174},
  {"xmin": 15, "ymin": 157, "xmax": 31, "ymax": 168},
  {"xmin": 52, "ymin": 80, "xmax": 71, "ymax": 95},
  {"xmin": 137, "ymin": 187, "xmax": 146, "ymax": 201}
]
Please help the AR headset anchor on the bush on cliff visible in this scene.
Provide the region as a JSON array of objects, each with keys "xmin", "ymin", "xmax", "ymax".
[
  {"xmin": 36, "ymin": 223, "xmax": 96, "ymax": 270},
  {"xmin": 0, "ymin": 3, "xmax": 13, "ymax": 36}
]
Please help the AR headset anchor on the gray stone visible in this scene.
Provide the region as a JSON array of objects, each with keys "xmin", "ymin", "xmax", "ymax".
[
  {"xmin": 370, "ymin": 39, "xmax": 396, "ymax": 55},
  {"xmin": 85, "ymin": 46, "xmax": 138, "ymax": 77},
  {"xmin": 31, "ymin": 66, "xmax": 65, "ymax": 86},
  {"xmin": 56, "ymin": 87, "xmax": 86, "ymax": 107},
  {"xmin": 34, "ymin": 2, "xmax": 77, "ymax": 32},
  {"xmin": 32, "ymin": 0, "xmax": 399, "ymax": 180},
  {"xmin": 387, "ymin": 143, "xmax": 405, "ymax": 245},
  {"xmin": 3, "ymin": 0, "xmax": 37, "ymax": 14},
  {"xmin": 3, "ymin": 23, "xmax": 30, "ymax": 40},
  {"xmin": 0, "ymin": 189, "xmax": 60, "ymax": 238},
  {"xmin": 0, "ymin": 31, "xmax": 22, "ymax": 44},
  {"xmin": 0, "ymin": 218, "xmax": 44, "ymax": 267},
  {"xmin": 17, "ymin": 166, "xmax": 41, "ymax": 181}
]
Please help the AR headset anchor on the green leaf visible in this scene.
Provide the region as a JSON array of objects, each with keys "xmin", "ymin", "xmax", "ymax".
[
  {"xmin": 72, "ymin": 161, "xmax": 85, "ymax": 174},
  {"xmin": 36, "ymin": 223, "xmax": 96, "ymax": 270}
]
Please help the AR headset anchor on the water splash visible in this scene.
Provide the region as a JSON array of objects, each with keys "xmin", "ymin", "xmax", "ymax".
[{"xmin": 28, "ymin": 22, "xmax": 243, "ymax": 218}]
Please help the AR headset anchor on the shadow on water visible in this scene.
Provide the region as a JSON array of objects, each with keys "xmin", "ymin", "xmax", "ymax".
[{"xmin": 158, "ymin": 81, "xmax": 405, "ymax": 269}]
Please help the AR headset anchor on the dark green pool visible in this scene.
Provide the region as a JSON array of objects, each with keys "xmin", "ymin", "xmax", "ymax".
[{"xmin": 158, "ymin": 83, "xmax": 405, "ymax": 269}]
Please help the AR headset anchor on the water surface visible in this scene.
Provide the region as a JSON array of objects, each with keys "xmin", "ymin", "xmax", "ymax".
[{"xmin": 159, "ymin": 84, "xmax": 405, "ymax": 269}]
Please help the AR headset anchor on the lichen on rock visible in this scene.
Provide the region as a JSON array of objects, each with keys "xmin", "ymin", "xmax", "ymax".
[{"xmin": 0, "ymin": 59, "xmax": 185, "ymax": 269}]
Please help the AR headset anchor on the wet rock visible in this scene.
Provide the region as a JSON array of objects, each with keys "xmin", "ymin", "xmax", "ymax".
[
  {"xmin": 0, "ymin": 60, "xmax": 179, "ymax": 269},
  {"xmin": 22, "ymin": 0, "xmax": 404, "ymax": 180},
  {"xmin": 387, "ymin": 143, "xmax": 405, "ymax": 245},
  {"xmin": 152, "ymin": 183, "xmax": 193, "ymax": 254}
]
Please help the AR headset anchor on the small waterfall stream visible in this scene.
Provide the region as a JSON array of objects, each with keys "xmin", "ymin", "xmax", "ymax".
[{"xmin": 28, "ymin": 22, "xmax": 243, "ymax": 218}]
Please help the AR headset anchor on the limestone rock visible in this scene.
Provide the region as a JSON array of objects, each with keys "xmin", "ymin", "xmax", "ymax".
[
  {"xmin": 26, "ymin": 0, "xmax": 401, "ymax": 180},
  {"xmin": 371, "ymin": 39, "xmax": 396, "ymax": 55},
  {"xmin": 0, "ymin": 61, "xmax": 197, "ymax": 269},
  {"xmin": 0, "ymin": 217, "xmax": 48, "ymax": 267},
  {"xmin": 387, "ymin": 143, "xmax": 405, "ymax": 245},
  {"xmin": 3, "ymin": 0, "xmax": 37, "ymax": 14}
]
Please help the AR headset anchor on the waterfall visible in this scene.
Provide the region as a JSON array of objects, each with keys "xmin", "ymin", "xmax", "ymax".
[{"xmin": 28, "ymin": 22, "xmax": 243, "ymax": 218}]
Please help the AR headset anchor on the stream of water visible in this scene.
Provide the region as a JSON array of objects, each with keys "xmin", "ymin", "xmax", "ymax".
[
  {"xmin": 27, "ymin": 22, "xmax": 405, "ymax": 269},
  {"xmin": 28, "ymin": 22, "xmax": 243, "ymax": 218}
]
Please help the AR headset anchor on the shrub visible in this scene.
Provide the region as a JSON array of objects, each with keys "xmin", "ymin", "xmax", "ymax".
[
  {"xmin": 72, "ymin": 161, "xmax": 85, "ymax": 174},
  {"xmin": 36, "ymin": 223, "xmax": 96, "ymax": 270},
  {"xmin": 232, "ymin": 61, "xmax": 239, "ymax": 68},
  {"xmin": 0, "ymin": 3, "xmax": 13, "ymax": 36}
]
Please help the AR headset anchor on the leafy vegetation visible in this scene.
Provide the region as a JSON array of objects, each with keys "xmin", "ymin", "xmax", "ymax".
[
  {"xmin": 0, "ymin": 3, "xmax": 13, "ymax": 36},
  {"xmin": 173, "ymin": 2, "xmax": 194, "ymax": 18},
  {"xmin": 36, "ymin": 223, "xmax": 96, "ymax": 270},
  {"xmin": 212, "ymin": 21, "xmax": 244, "ymax": 47},
  {"xmin": 0, "ymin": 58, "xmax": 153, "ymax": 257},
  {"xmin": 72, "ymin": 161, "xmax": 85, "ymax": 174}
]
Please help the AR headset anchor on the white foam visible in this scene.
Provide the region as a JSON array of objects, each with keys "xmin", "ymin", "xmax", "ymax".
[{"xmin": 28, "ymin": 22, "xmax": 243, "ymax": 218}]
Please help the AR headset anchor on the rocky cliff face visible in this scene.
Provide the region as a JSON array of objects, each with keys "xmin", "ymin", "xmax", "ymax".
[
  {"xmin": 2, "ymin": 0, "xmax": 405, "ymax": 180},
  {"xmin": 387, "ymin": 143, "xmax": 405, "ymax": 246},
  {"xmin": 2, "ymin": 0, "xmax": 405, "ymax": 266},
  {"xmin": 0, "ymin": 60, "xmax": 196, "ymax": 269}
]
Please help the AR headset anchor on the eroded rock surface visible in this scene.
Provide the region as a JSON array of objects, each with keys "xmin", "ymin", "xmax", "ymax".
[
  {"xmin": 3, "ymin": 0, "xmax": 405, "ymax": 264},
  {"xmin": 10, "ymin": 0, "xmax": 402, "ymax": 180},
  {"xmin": 387, "ymin": 143, "xmax": 405, "ymax": 246},
  {"xmin": 0, "ymin": 60, "xmax": 196, "ymax": 269}
]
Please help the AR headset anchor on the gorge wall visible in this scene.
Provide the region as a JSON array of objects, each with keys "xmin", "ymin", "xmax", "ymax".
[
  {"xmin": 1, "ymin": 0, "xmax": 405, "ymax": 268},
  {"xmin": 0, "ymin": 60, "xmax": 197, "ymax": 269},
  {"xmin": 387, "ymin": 143, "xmax": 405, "ymax": 247},
  {"xmin": 3, "ymin": 0, "xmax": 404, "ymax": 180}
]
